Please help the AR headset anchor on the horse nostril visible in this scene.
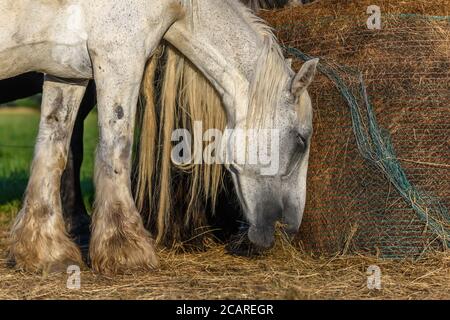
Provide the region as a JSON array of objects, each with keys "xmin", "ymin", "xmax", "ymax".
[{"xmin": 267, "ymin": 204, "xmax": 283, "ymax": 223}]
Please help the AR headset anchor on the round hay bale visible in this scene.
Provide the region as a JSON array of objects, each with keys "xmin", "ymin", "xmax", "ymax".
[{"xmin": 261, "ymin": 0, "xmax": 450, "ymax": 258}]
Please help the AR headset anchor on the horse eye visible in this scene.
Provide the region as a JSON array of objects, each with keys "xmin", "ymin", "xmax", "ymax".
[{"xmin": 297, "ymin": 133, "xmax": 307, "ymax": 149}]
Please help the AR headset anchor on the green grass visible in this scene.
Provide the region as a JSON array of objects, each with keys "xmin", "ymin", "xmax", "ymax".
[
  {"xmin": 0, "ymin": 109, "xmax": 98, "ymax": 215},
  {"xmin": 11, "ymin": 96, "xmax": 41, "ymax": 108}
]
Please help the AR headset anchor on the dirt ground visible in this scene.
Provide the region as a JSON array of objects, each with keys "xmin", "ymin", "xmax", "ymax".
[{"xmin": 1, "ymin": 224, "xmax": 450, "ymax": 300}]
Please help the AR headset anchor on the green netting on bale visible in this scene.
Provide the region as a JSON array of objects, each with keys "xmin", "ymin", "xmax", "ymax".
[
  {"xmin": 271, "ymin": 11, "xmax": 450, "ymax": 258},
  {"xmin": 286, "ymin": 46, "xmax": 450, "ymax": 252}
]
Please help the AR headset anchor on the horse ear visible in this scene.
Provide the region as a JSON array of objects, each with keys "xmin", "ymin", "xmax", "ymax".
[{"xmin": 291, "ymin": 58, "xmax": 319, "ymax": 97}]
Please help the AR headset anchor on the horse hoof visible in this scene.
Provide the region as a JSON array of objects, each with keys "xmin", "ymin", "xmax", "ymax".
[
  {"xmin": 90, "ymin": 236, "xmax": 158, "ymax": 275},
  {"xmin": 43, "ymin": 259, "xmax": 83, "ymax": 274},
  {"xmin": 7, "ymin": 245, "xmax": 83, "ymax": 274}
]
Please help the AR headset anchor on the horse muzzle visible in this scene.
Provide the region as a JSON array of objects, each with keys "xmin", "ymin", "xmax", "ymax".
[
  {"xmin": 248, "ymin": 224, "xmax": 276, "ymax": 250},
  {"xmin": 246, "ymin": 201, "xmax": 303, "ymax": 250},
  {"xmin": 246, "ymin": 201, "xmax": 282, "ymax": 250}
]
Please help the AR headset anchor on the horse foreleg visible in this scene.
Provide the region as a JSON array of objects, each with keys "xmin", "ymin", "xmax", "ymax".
[
  {"xmin": 8, "ymin": 76, "xmax": 87, "ymax": 273},
  {"xmin": 89, "ymin": 52, "xmax": 157, "ymax": 275}
]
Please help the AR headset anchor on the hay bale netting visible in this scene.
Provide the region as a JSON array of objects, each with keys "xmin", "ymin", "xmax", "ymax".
[{"xmin": 261, "ymin": 0, "xmax": 450, "ymax": 258}]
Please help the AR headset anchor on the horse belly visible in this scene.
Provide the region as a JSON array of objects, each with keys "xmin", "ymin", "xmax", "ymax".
[
  {"xmin": 0, "ymin": 42, "xmax": 92, "ymax": 81},
  {"xmin": 0, "ymin": 1, "xmax": 93, "ymax": 80}
]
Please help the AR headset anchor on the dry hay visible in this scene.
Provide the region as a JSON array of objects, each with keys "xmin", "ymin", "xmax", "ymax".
[
  {"xmin": 1, "ymin": 224, "xmax": 450, "ymax": 300},
  {"xmin": 2, "ymin": 1, "xmax": 450, "ymax": 300},
  {"xmin": 260, "ymin": 0, "xmax": 450, "ymax": 258}
]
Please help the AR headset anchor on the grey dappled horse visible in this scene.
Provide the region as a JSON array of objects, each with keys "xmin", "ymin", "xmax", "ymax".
[{"xmin": 1, "ymin": 0, "xmax": 317, "ymax": 274}]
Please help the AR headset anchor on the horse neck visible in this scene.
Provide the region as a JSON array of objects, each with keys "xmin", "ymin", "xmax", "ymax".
[{"xmin": 164, "ymin": 0, "xmax": 276, "ymax": 125}]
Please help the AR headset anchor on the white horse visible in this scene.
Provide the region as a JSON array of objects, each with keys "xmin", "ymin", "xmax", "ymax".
[{"xmin": 1, "ymin": 0, "xmax": 318, "ymax": 274}]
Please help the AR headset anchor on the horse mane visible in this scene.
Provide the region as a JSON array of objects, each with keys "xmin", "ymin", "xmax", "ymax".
[
  {"xmin": 136, "ymin": 0, "xmax": 288, "ymax": 245},
  {"xmin": 136, "ymin": 45, "xmax": 226, "ymax": 246},
  {"xmin": 232, "ymin": 0, "xmax": 290, "ymax": 126}
]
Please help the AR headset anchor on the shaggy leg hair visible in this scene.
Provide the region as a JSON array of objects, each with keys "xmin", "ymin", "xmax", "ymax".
[
  {"xmin": 89, "ymin": 175, "xmax": 158, "ymax": 274},
  {"xmin": 8, "ymin": 77, "xmax": 87, "ymax": 273},
  {"xmin": 88, "ymin": 51, "xmax": 159, "ymax": 275}
]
